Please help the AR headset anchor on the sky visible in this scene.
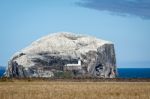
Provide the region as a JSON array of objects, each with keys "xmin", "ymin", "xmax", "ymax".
[{"xmin": 0, "ymin": 0, "xmax": 150, "ymax": 68}]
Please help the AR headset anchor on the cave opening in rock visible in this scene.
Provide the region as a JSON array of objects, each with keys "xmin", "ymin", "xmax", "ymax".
[{"xmin": 95, "ymin": 63, "xmax": 103, "ymax": 76}]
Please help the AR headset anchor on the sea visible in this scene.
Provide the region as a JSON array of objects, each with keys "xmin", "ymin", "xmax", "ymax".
[
  {"xmin": 0, "ymin": 69, "xmax": 5, "ymax": 77},
  {"xmin": 117, "ymin": 68, "xmax": 150, "ymax": 78},
  {"xmin": 0, "ymin": 68, "xmax": 150, "ymax": 78}
]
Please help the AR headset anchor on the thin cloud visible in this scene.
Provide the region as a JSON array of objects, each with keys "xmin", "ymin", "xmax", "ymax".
[{"xmin": 76, "ymin": 0, "xmax": 150, "ymax": 19}]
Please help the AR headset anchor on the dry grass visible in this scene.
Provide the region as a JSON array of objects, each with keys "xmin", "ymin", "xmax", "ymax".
[{"xmin": 0, "ymin": 81, "xmax": 150, "ymax": 99}]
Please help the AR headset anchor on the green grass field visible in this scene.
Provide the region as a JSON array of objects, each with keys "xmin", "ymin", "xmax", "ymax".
[{"xmin": 0, "ymin": 81, "xmax": 150, "ymax": 99}]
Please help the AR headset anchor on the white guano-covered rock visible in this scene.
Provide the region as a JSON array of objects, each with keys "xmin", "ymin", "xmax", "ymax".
[{"xmin": 5, "ymin": 32, "xmax": 117, "ymax": 78}]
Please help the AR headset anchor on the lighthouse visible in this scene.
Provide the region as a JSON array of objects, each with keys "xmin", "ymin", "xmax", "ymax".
[{"xmin": 64, "ymin": 58, "xmax": 82, "ymax": 70}]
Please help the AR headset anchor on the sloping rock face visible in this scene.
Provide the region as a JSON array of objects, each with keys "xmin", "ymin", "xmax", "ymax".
[{"xmin": 4, "ymin": 32, "xmax": 117, "ymax": 78}]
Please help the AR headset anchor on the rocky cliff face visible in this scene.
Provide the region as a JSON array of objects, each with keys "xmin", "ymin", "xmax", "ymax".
[{"xmin": 4, "ymin": 32, "xmax": 117, "ymax": 78}]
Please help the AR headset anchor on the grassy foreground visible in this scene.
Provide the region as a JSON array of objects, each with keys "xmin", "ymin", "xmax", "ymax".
[{"xmin": 0, "ymin": 81, "xmax": 150, "ymax": 99}]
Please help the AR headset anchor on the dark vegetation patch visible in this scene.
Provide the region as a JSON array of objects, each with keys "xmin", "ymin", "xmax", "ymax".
[{"xmin": 0, "ymin": 77, "xmax": 150, "ymax": 82}]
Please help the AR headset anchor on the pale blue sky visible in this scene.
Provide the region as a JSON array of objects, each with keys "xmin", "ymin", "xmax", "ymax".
[{"xmin": 0, "ymin": 0, "xmax": 150, "ymax": 68}]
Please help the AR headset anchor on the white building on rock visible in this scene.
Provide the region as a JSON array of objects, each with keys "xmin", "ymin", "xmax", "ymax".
[{"xmin": 64, "ymin": 58, "xmax": 82, "ymax": 71}]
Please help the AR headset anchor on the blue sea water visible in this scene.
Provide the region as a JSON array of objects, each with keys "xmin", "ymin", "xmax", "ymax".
[
  {"xmin": 0, "ymin": 69, "xmax": 5, "ymax": 77},
  {"xmin": 0, "ymin": 68, "xmax": 150, "ymax": 78},
  {"xmin": 117, "ymin": 68, "xmax": 150, "ymax": 78}
]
